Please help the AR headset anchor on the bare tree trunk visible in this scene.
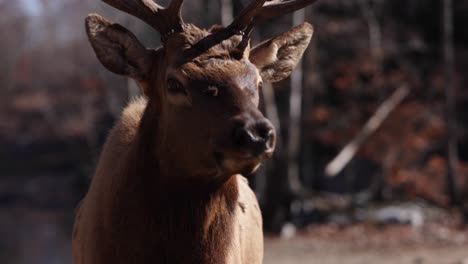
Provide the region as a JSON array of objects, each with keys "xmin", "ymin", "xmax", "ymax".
[
  {"xmin": 287, "ymin": 9, "xmax": 306, "ymax": 194},
  {"xmin": 262, "ymin": 84, "xmax": 283, "ymax": 152},
  {"xmin": 359, "ymin": 0, "xmax": 383, "ymax": 60},
  {"xmin": 220, "ymin": 0, "xmax": 234, "ymax": 26},
  {"xmin": 443, "ymin": 0, "xmax": 460, "ymax": 206},
  {"xmin": 127, "ymin": 79, "xmax": 140, "ymax": 100},
  {"xmin": 256, "ymin": 83, "xmax": 282, "ymax": 202}
]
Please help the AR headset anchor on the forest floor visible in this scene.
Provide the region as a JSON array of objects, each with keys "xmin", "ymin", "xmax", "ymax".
[{"xmin": 264, "ymin": 223, "xmax": 468, "ymax": 264}]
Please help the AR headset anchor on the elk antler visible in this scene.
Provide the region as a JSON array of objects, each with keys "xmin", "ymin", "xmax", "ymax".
[
  {"xmin": 102, "ymin": 0, "xmax": 185, "ymax": 42},
  {"xmin": 188, "ymin": 0, "xmax": 319, "ymax": 57}
]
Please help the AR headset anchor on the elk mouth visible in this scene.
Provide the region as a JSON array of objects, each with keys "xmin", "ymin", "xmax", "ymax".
[{"xmin": 213, "ymin": 150, "xmax": 273, "ymax": 176}]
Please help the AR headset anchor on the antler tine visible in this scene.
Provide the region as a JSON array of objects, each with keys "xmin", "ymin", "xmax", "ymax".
[
  {"xmin": 186, "ymin": 0, "xmax": 266, "ymax": 58},
  {"xmin": 187, "ymin": 0, "xmax": 318, "ymax": 58},
  {"xmin": 102, "ymin": 0, "xmax": 185, "ymax": 41},
  {"xmin": 228, "ymin": 0, "xmax": 267, "ymax": 33},
  {"xmin": 255, "ymin": 0, "xmax": 319, "ymax": 24},
  {"xmin": 102, "ymin": 0, "xmax": 162, "ymax": 28}
]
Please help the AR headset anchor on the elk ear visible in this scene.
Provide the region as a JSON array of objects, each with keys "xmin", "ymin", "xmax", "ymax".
[
  {"xmin": 85, "ymin": 14, "xmax": 153, "ymax": 82},
  {"xmin": 249, "ymin": 23, "xmax": 313, "ymax": 83}
]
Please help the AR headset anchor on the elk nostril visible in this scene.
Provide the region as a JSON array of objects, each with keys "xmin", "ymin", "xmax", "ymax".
[
  {"xmin": 264, "ymin": 129, "xmax": 274, "ymax": 145},
  {"xmin": 263, "ymin": 129, "xmax": 274, "ymax": 141},
  {"xmin": 232, "ymin": 120, "xmax": 275, "ymax": 156},
  {"xmin": 256, "ymin": 121, "xmax": 275, "ymax": 142},
  {"xmin": 233, "ymin": 126, "xmax": 254, "ymax": 147}
]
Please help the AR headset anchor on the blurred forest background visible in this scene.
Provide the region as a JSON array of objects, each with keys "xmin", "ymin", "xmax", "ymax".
[{"xmin": 1, "ymin": 0, "xmax": 468, "ymax": 263}]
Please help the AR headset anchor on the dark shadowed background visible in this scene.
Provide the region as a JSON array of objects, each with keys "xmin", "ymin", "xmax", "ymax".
[{"xmin": 2, "ymin": 0, "xmax": 468, "ymax": 263}]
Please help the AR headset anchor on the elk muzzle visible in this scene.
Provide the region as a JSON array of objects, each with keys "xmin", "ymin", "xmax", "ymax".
[
  {"xmin": 232, "ymin": 118, "xmax": 275, "ymax": 158},
  {"xmin": 215, "ymin": 113, "xmax": 276, "ymax": 176}
]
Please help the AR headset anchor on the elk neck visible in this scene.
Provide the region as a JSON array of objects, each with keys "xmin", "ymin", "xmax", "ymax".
[{"xmin": 108, "ymin": 100, "xmax": 239, "ymax": 263}]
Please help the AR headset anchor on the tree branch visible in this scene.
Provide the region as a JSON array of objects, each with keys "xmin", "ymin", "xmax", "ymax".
[{"xmin": 325, "ymin": 85, "xmax": 410, "ymax": 178}]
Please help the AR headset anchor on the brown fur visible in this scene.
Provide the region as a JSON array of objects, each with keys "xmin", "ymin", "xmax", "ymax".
[
  {"xmin": 75, "ymin": 9, "xmax": 313, "ymax": 264},
  {"xmin": 73, "ymin": 98, "xmax": 263, "ymax": 264}
]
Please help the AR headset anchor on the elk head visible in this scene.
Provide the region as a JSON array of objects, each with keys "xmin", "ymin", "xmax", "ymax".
[{"xmin": 85, "ymin": 0, "xmax": 316, "ymax": 182}]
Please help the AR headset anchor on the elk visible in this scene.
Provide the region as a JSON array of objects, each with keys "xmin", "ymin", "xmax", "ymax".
[{"xmin": 73, "ymin": 0, "xmax": 316, "ymax": 263}]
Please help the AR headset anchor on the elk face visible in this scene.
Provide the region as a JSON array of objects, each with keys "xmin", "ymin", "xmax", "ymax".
[
  {"xmin": 85, "ymin": 0, "xmax": 315, "ymax": 179},
  {"xmin": 162, "ymin": 32, "xmax": 274, "ymax": 177}
]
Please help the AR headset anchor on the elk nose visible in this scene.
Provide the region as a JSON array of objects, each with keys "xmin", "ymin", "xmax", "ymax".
[{"xmin": 233, "ymin": 120, "xmax": 275, "ymax": 157}]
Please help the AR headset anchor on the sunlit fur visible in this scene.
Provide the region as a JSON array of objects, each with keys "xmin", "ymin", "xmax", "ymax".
[
  {"xmin": 73, "ymin": 97, "xmax": 263, "ymax": 264},
  {"xmin": 74, "ymin": 16, "xmax": 313, "ymax": 264}
]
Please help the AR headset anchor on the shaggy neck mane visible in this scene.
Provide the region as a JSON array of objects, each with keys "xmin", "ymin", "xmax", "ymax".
[{"xmin": 105, "ymin": 102, "xmax": 239, "ymax": 264}]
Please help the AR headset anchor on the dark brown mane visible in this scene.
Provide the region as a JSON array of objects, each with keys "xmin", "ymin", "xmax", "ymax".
[
  {"xmin": 77, "ymin": 98, "xmax": 239, "ymax": 264},
  {"xmin": 126, "ymin": 99, "xmax": 239, "ymax": 263}
]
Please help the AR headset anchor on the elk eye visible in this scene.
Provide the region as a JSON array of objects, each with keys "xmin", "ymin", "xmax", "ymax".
[
  {"xmin": 204, "ymin": 85, "xmax": 219, "ymax": 97},
  {"xmin": 258, "ymin": 82, "xmax": 263, "ymax": 92},
  {"xmin": 167, "ymin": 78, "xmax": 185, "ymax": 94}
]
